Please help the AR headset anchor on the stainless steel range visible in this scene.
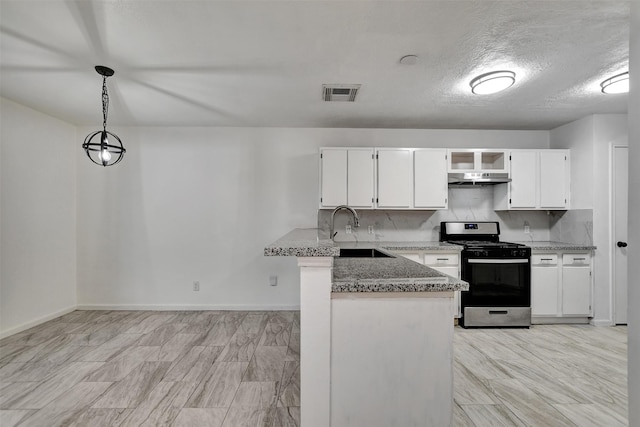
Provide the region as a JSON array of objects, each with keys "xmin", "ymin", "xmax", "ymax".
[{"xmin": 440, "ymin": 221, "xmax": 531, "ymax": 328}]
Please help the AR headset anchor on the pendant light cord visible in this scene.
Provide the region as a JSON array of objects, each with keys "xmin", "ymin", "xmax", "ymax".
[{"xmin": 102, "ymin": 76, "xmax": 109, "ymax": 131}]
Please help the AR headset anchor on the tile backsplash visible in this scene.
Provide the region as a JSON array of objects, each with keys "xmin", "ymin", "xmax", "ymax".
[
  {"xmin": 319, "ymin": 187, "xmax": 592, "ymax": 244},
  {"xmin": 549, "ymin": 209, "xmax": 594, "ymax": 245}
]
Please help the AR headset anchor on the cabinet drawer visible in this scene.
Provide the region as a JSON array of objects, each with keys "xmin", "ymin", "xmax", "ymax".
[
  {"xmin": 562, "ymin": 254, "xmax": 591, "ymax": 265},
  {"xmin": 424, "ymin": 253, "xmax": 459, "ymax": 266},
  {"xmin": 531, "ymin": 254, "xmax": 558, "ymax": 265}
]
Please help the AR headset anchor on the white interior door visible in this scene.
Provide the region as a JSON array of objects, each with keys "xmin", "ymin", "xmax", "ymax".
[{"xmin": 614, "ymin": 145, "xmax": 628, "ymax": 325}]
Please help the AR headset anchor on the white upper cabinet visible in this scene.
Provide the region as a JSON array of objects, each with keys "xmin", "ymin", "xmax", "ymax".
[
  {"xmin": 320, "ymin": 149, "xmax": 347, "ymax": 207},
  {"xmin": 376, "ymin": 148, "xmax": 412, "ymax": 208},
  {"xmin": 494, "ymin": 149, "xmax": 570, "ymax": 211},
  {"xmin": 539, "ymin": 151, "xmax": 569, "ymax": 209},
  {"xmin": 414, "ymin": 149, "xmax": 448, "ymax": 209},
  {"xmin": 509, "ymin": 150, "xmax": 538, "ymax": 208},
  {"xmin": 319, "ymin": 148, "xmax": 374, "ymax": 208}
]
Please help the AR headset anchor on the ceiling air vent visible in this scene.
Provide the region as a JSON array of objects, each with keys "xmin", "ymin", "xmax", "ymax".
[{"xmin": 322, "ymin": 84, "xmax": 361, "ymax": 102}]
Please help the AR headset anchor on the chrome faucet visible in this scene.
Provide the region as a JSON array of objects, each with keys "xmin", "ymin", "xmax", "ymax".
[{"xmin": 330, "ymin": 205, "xmax": 360, "ymax": 240}]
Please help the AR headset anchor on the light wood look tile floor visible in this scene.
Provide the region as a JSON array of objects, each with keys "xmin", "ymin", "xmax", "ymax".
[{"xmin": 0, "ymin": 311, "xmax": 628, "ymax": 426}]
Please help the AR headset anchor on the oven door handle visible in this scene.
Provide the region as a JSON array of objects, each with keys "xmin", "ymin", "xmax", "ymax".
[{"xmin": 467, "ymin": 259, "xmax": 529, "ymax": 264}]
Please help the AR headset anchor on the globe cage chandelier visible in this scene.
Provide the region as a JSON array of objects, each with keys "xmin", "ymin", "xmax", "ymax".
[{"xmin": 82, "ymin": 66, "xmax": 125, "ymax": 166}]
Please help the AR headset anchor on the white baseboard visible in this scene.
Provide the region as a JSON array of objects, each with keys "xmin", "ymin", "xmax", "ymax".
[
  {"xmin": 591, "ymin": 318, "xmax": 615, "ymax": 327},
  {"xmin": 0, "ymin": 305, "xmax": 77, "ymax": 340},
  {"xmin": 532, "ymin": 316, "xmax": 590, "ymax": 325},
  {"xmin": 75, "ymin": 303, "xmax": 301, "ymax": 311}
]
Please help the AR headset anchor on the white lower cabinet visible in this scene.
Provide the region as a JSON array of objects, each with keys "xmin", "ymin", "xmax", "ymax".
[
  {"xmin": 531, "ymin": 254, "xmax": 559, "ymax": 316},
  {"xmin": 531, "ymin": 251, "xmax": 592, "ymax": 323},
  {"xmin": 395, "ymin": 250, "xmax": 461, "ymax": 318},
  {"xmin": 561, "ymin": 254, "xmax": 592, "ymax": 316}
]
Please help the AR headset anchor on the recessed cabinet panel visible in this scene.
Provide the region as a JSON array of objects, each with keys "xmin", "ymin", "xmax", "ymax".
[
  {"xmin": 348, "ymin": 149, "xmax": 375, "ymax": 208},
  {"xmin": 562, "ymin": 267, "xmax": 591, "ymax": 316},
  {"xmin": 377, "ymin": 149, "xmax": 411, "ymax": 208},
  {"xmin": 320, "ymin": 149, "xmax": 347, "ymax": 207},
  {"xmin": 414, "ymin": 149, "xmax": 448, "ymax": 209},
  {"xmin": 540, "ymin": 151, "xmax": 567, "ymax": 209},
  {"xmin": 531, "ymin": 265, "xmax": 559, "ymax": 316},
  {"xmin": 509, "ymin": 151, "xmax": 537, "ymax": 208}
]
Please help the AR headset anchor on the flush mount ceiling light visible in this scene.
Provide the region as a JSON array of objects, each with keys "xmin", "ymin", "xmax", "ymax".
[
  {"xmin": 469, "ymin": 70, "xmax": 516, "ymax": 95},
  {"xmin": 82, "ymin": 66, "xmax": 125, "ymax": 167},
  {"xmin": 600, "ymin": 71, "xmax": 629, "ymax": 94}
]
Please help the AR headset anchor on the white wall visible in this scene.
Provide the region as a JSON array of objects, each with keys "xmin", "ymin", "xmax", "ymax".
[
  {"xmin": 549, "ymin": 115, "xmax": 594, "ymax": 210},
  {"xmin": 76, "ymin": 127, "xmax": 548, "ymax": 310},
  {"xmin": 550, "ymin": 114, "xmax": 627, "ymax": 325},
  {"xmin": 0, "ymin": 97, "xmax": 77, "ymax": 337},
  {"xmin": 627, "ymin": 3, "xmax": 639, "ymax": 424}
]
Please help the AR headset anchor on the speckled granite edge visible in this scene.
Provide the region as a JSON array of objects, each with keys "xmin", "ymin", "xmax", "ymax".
[
  {"xmin": 264, "ymin": 228, "xmax": 340, "ymax": 257},
  {"xmin": 333, "ymin": 278, "xmax": 468, "ymax": 293},
  {"xmin": 521, "ymin": 241, "xmax": 597, "ymax": 251},
  {"xmin": 263, "ymin": 246, "xmax": 340, "ymax": 257}
]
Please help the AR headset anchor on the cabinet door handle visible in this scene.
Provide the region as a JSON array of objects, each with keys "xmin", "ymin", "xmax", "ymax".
[
  {"xmin": 436, "ymin": 258, "xmax": 449, "ymax": 261},
  {"xmin": 541, "ymin": 258, "xmax": 553, "ymax": 261},
  {"xmin": 573, "ymin": 257, "xmax": 586, "ymax": 261}
]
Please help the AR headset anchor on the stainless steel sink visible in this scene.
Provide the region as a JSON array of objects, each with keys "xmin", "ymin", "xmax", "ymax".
[{"xmin": 338, "ymin": 248, "xmax": 394, "ymax": 258}]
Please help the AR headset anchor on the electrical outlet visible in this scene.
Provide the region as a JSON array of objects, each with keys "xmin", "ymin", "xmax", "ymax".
[
  {"xmin": 368, "ymin": 225, "xmax": 374, "ymax": 234},
  {"xmin": 345, "ymin": 224, "xmax": 352, "ymax": 234},
  {"xmin": 269, "ymin": 275, "xmax": 278, "ymax": 286},
  {"xmin": 524, "ymin": 225, "xmax": 530, "ymax": 234},
  {"xmin": 193, "ymin": 281, "xmax": 200, "ymax": 291}
]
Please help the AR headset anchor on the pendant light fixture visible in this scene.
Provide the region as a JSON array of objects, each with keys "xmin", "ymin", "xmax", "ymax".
[
  {"xmin": 600, "ymin": 71, "xmax": 629, "ymax": 94},
  {"xmin": 470, "ymin": 70, "xmax": 516, "ymax": 95},
  {"xmin": 82, "ymin": 66, "xmax": 125, "ymax": 166}
]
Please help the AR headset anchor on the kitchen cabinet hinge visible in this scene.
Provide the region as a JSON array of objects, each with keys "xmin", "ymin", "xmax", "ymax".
[
  {"xmin": 509, "ymin": 155, "xmax": 512, "ymax": 160},
  {"xmin": 320, "ymin": 197, "xmax": 323, "ymax": 202},
  {"xmin": 376, "ymin": 154, "xmax": 379, "ymax": 159},
  {"xmin": 509, "ymin": 198, "xmax": 512, "ymax": 204},
  {"xmin": 320, "ymin": 153, "xmax": 323, "ymax": 159},
  {"xmin": 376, "ymin": 198, "xmax": 379, "ymax": 203}
]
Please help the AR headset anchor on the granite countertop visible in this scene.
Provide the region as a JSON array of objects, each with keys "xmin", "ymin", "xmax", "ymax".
[
  {"xmin": 264, "ymin": 229, "xmax": 468, "ymax": 293},
  {"xmin": 517, "ymin": 241, "xmax": 597, "ymax": 251},
  {"xmin": 333, "ymin": 251, "xmax": 468, "ymax": 293},
  {"xmin": 264, "ymin": 228, "xmax": 340, "ymax": 257}
]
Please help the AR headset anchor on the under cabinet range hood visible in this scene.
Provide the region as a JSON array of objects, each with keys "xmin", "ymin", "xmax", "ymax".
[{"xmin": 448, "ymin": 172, "xmax": 511, "ymax": 186}]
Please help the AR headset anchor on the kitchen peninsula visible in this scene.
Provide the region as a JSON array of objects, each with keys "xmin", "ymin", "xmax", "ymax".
[{"xmin": 265, "ymin": 228, "xmax": 468, "ymax": 427}]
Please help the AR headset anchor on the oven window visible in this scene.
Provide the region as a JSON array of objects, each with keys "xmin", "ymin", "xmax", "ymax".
[{"xmin": 462, "ymin": 260, "xmax": 530, "ymax": 307}]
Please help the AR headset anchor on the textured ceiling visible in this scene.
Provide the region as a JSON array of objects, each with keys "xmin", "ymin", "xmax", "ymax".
[{"xmin": 0, "ymin": 0, "xmax": 630, "ymax": 130}]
